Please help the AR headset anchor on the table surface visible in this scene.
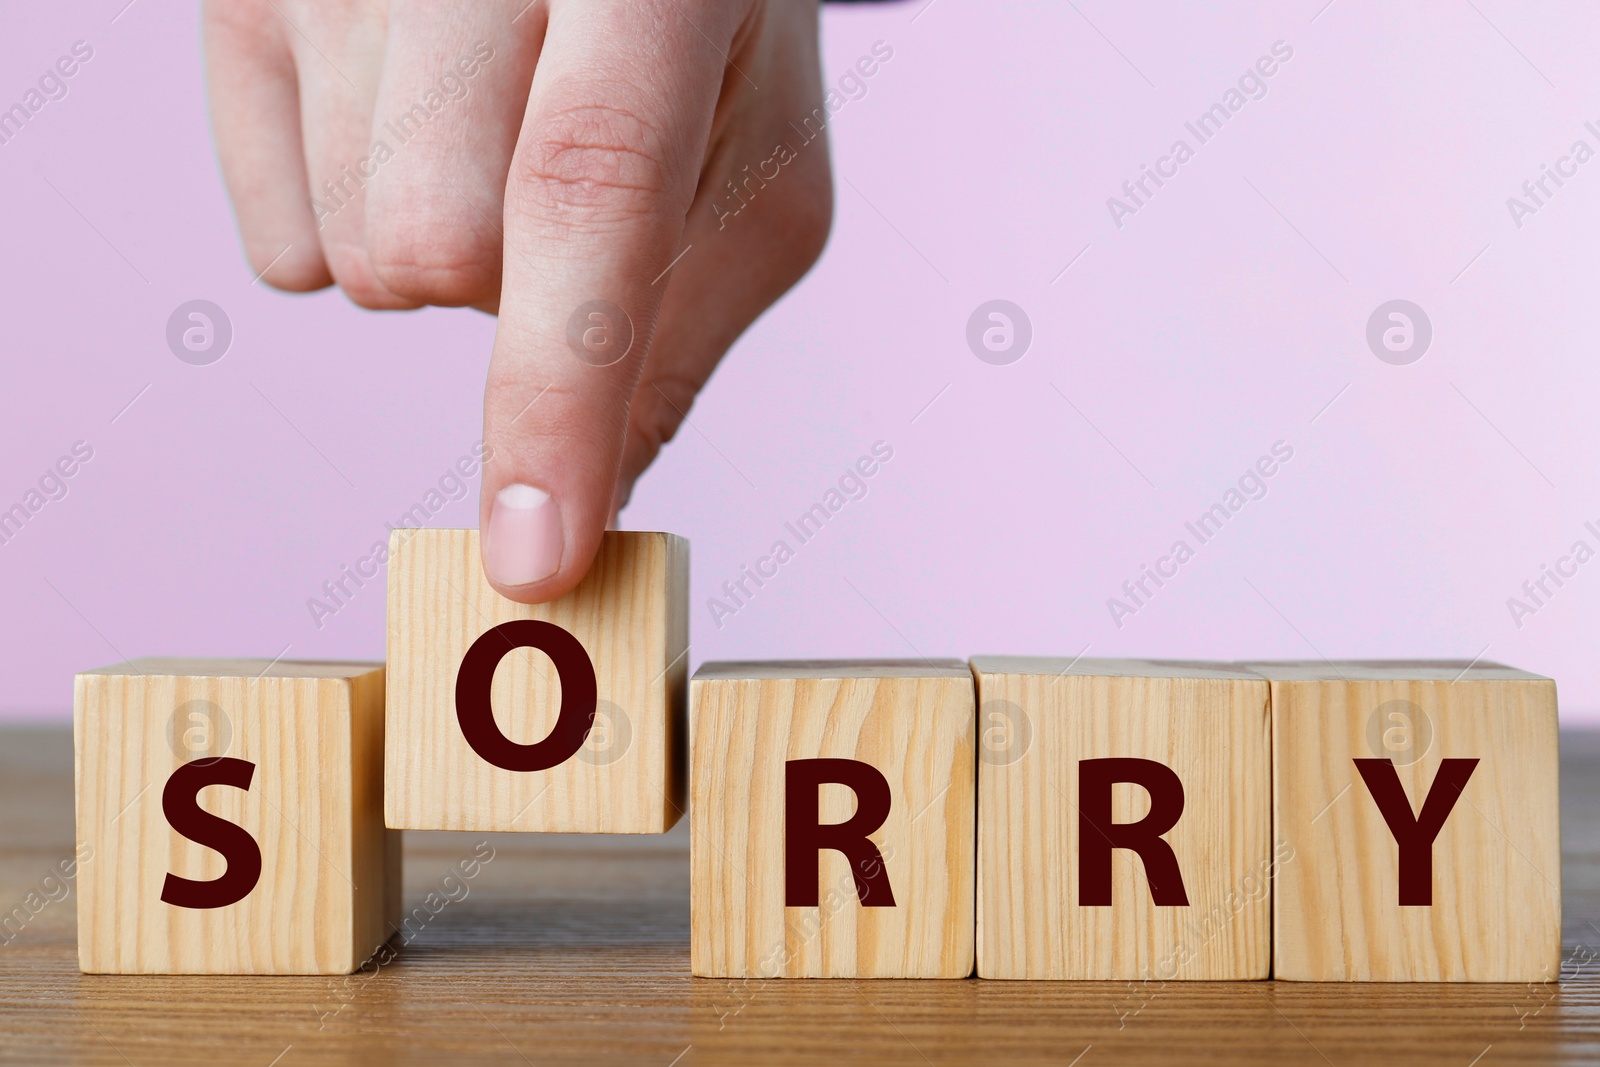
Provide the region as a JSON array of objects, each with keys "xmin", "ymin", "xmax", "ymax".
[{"xmin": 2, "ymin": 725, "xmax": 1597, "ymax": 1066}]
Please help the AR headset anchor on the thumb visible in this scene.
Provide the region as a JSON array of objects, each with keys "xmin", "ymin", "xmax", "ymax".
[{"xmin": 478, "ymin": 1, "xmax": 727, "ymax": 603}]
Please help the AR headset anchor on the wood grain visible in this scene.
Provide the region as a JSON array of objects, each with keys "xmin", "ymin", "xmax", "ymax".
[
  {"xmin": 690, "ymin": 661, "xmax": 975, "ymax": 978},
  {"xmin": 385, "ymin": 528, "xmax": 689, "ymax": 834},
  {"xmin": 972, "ymin": 658, "xmax": 1271, "ymax": 980},
  {"xmin": 1253, "ymin": 660, "xmax": 1562, "ymax": 982},
  {"xmin": 3, "ymin": 726, "xmax": 1599, "ymax": 1063},
  {"xmin": 73, "ymin": 659, "xmax": 398, "ymax": 974}
]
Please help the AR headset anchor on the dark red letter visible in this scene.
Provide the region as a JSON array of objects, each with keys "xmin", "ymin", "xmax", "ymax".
[
  {"xmin": 160, "ymin": 757, "xmax": 262, "ymax": 909},
  {"xmin": 455, "ymin": 620, "xmax": 597, "ymax": 772},
  {"xmin": 1079, "ymin": 757, "xmax": 1189, "ymax": 906},
  {"xmin": 1354, "ymin": 757, "xmax": 1479, "ymax": 906},
  {"xmin": 785, "ymin": 758, "xmax": 896, "ymax": 907}
]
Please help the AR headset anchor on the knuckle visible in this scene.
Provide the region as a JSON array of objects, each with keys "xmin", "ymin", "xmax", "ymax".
[
  {"xmin": 619, "ymin": 373, "xmax": 700, "ymax": 489},
  {"xmin": 322, "ymin": 243, "xmax": 419, "ymax": 310},
  {"xmin": 621, "ymin": 423, "xmax": 665, "ymax": 488},
  {"xmin": 486, "ymin": 372, "xmax": 632, "ymax": 446},
  {"xmin": 202, "ymin": 0, "xmax": 277, "ymax": 38},
  {"xmin": 757, "ymin": 154, "xmax": 835, "ymax": 273},
  {"xmin": 776, "ymin": 179, "xmax": 834, "ymax": 274},
  {"xmin": 511, "ymin": 101, "xmax": 672, "ymax": 224},
  {"xmin": 249, "ymin": 245, "xmax": 331, "ymax": 293},
  {"xmin": 369, "ymin": 225, "xmax": 500, "ymax": 307},
  {"xmin": 703, "ymin": 150, "xmax": 833, "ymax": 292},
  {"xmin": 342, "ymin": 284, "xmax": 412, "ymax": 311},
  {"xmin": 631, "ymin": 374, "xmax": 697, "ymax": 452}
]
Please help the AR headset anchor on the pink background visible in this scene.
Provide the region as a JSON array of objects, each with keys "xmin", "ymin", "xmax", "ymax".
[{"xmin": 3, "ymin": 2, "xmax": 1598, "ymax": 721}]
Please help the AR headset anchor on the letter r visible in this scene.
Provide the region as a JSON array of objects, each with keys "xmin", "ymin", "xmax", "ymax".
[
  {"xmin": 1078, "ymin": 757, "xmax": 1190, "ymax": 906},
  {"xmin": 784, "ymin": 758, "xmax": 897, "ymax": 907}
]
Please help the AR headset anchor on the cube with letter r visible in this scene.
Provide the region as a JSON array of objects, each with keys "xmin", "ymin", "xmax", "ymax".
[
  {"xmin": 972, "ymin": 657, "xmax": 1272, "ymax": 981},
  {"xmin": 690, "ymin": 660, "xmax": 974, "ymax": 979}
]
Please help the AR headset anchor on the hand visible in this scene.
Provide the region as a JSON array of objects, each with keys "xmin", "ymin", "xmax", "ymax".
[{"xmin": 204, "ymin": 0, "xmax": 833, "ymax": 601}]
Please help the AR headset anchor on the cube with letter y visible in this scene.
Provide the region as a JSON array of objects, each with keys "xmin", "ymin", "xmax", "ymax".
[
  {"xmin": 386, "ymin": 528, "xmax": 688, "ymax": 833},
  {"xmin": 972, "ymin": 658, "xmax": 1272, "ymax": 980},
  {"xmin": 1256, "ymin": 660, "xmax": 1560, "ymax": 981},
  {"xmin": 690, "ymin": 660, "xmax": 974, "ymax": 978},
  {"xmin": 74, "ymin": 659, "xmax": 398, "ymax": 974}
]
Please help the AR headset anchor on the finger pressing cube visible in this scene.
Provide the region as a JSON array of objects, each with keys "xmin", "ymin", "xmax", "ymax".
[{"xmin": 385, "ymin": 528, "xmax": 689, "ymax": 833}]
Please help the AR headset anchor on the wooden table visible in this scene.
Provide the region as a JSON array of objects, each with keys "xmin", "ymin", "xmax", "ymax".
[{"xmin": 3, "ymin": 725, "xmax": 1597, "ymax": 1065}]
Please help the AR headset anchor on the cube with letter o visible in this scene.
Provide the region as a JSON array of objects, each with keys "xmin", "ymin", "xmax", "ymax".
[{"xmin": 385, "ymin": 528, "xmax": 688, "ymax": 833}]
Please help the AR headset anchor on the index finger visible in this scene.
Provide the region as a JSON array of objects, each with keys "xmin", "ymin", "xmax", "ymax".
[{"xmin": 479, "ymin": 0, "xmax": 739, "ymax": 602}]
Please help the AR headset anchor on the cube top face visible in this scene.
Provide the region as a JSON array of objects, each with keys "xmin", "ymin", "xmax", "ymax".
[
  {"xmin": 80, "ymin": 658, "xmax": 386, "ymax": 680},
  {"xmin": 690, "ymin": 661, "xmax": 975, "ymax": 979},
  {"xmin": 1244, "ymin": 659, "xmax": 1547, "ymax": 683},
  {"xmin": 693, "ymin": 659, "xmax": 969, "ymax": 680},
  {"xmin": 1263, "ymin": 663, "xmax": 1561, "ymax": 982},
  {"xmin": 74, "ymin": 661, "xmax": 392, "ymax": 974},
  {"xmin": 386, "ymin": 528, "xmax": 688, "ymax": 834},
  {"xmin": 974, "ymin": 659, "xmax": 1271, "ymax": 980},
  {"xmin": 970, "ymin": 656, "xmax": 1262, "ymax": 682}
]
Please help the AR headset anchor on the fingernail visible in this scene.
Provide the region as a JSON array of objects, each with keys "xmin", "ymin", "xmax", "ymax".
[{"xmin": 484, "ymin": 483, "xmax": 562, "ymax": 587}]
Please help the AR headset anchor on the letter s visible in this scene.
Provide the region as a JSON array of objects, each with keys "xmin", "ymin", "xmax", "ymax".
[{"xmin": 160, "ymin": 757, "xmax": 262, "ymax": 909}]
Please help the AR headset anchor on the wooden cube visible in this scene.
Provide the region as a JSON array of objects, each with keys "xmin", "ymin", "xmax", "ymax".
[
  {"xmin": 690, "ymin": 661, "xmax": 974, "ymax": 978},
  {"xmin": 1256, "ymin": 660, "xmax": 1561, "ymax": 982},
  {"xmin": 74, "ymin": 659, "xmax": 398, "ymax": 974},
  {"xmin": 386, "ymin": 528, "xmax": 688, "ymax": 833},
  {"xmin": 972, "ymin": 658, "xmax": 1271, "ymax": 980}
]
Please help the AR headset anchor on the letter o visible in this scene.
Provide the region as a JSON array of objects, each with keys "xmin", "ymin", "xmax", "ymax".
[{"xmin": 455, "ymin": 620, "xmax": 597, "ymax": 772}]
